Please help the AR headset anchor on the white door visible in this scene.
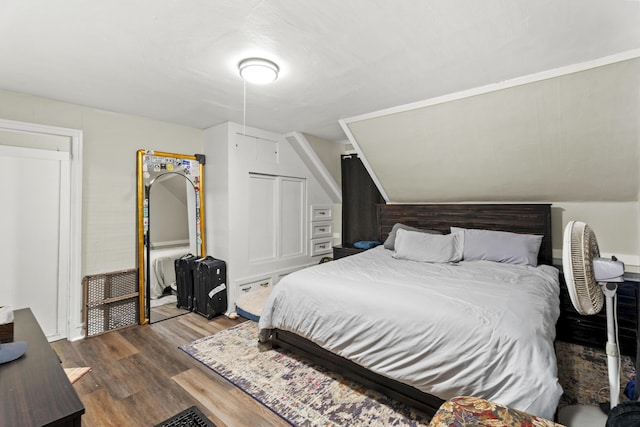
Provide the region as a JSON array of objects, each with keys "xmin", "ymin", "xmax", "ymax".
[{"xmin": 0, "ymin": 145, "xmax": 70, "ymax": 341}]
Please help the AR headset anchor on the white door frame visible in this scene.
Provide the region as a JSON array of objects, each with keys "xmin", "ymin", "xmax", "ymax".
[{"xmin": 0, "ymin": 118, "xmax": 83, "ymax": 341}]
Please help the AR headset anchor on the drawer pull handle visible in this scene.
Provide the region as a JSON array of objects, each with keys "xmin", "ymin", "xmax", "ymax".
[{"xmin": 260, "ymin": 282, "xmax": 270, "ymax": 287}]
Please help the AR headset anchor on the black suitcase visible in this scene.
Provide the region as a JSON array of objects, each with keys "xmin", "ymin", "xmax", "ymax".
[
  {"xmin": 193, "ymin": 256, "xmax": 227, "ymax": 319},
  {"xmin": 174, "ymin": 254, "xmax": 198, "ymax": 310}
]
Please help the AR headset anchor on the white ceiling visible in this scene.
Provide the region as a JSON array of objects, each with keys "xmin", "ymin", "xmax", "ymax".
[{"xmin": 1, "ymin": 0, "xmax": 639, "ymax": 141}]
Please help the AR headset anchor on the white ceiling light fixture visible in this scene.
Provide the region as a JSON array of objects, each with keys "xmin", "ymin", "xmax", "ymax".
[{"xmin": 238, "ymin": 58, "xmax": 279, "ymax": 84}]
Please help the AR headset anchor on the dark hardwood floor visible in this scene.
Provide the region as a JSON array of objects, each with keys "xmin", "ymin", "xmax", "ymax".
[
  {"xmin": 150, "ymin": 300, "xmax": 190, "ymax": 323},
  {"xmin": 51, "ymin": 313, "xmax": 288, "ymax": 426}
]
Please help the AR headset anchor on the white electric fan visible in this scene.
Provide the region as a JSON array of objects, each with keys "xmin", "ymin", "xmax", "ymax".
[{"xmin": 562, "ymin": 220, "xmax": 625, "ymax": 415}]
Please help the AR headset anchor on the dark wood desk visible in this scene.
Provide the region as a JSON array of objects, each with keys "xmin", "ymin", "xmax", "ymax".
[{"xmin": 0, "ymin": 308, "xmax": 84, "ymax": 426}]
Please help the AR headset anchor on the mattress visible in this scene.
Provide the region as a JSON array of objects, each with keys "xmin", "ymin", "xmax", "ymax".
[
  {"xmin": 147, "ymin": 246, "xmax": 191, "ymax": 299},
  {"xmin": 258, "ymin": 245, "xmax": 563, "ymax": 419}
]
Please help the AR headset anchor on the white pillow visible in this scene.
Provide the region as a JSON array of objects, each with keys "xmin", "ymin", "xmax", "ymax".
[
  {"xmin": 450, "ymin": 227, "xmax": 542, "ymax": 266},
  {"xmin": 383, "ymin": 223, "xmax": 441, "ymax": 250},
  {"xmin": 393, "ymin": 228, "xmax": 462, "ymax": 263}
]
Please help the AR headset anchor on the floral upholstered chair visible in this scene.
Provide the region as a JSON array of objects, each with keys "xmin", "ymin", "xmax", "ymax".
[{"xmin": 428, "ymin": 396, "xmax": 565, "ymax": 427}]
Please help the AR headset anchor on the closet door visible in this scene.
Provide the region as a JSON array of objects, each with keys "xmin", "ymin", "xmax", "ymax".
[
  {"xmin": 341, "ymin": 154, "xmax": 384, "ymax": 245},
  {"xmin": 248, "ymin": 174, "xmax": 277, "ymax": 262},
  {"xmin": 0, "ymin": 145, "xmax": 70, "ymax": 340},
  {"xmin": 247, "ymin": 174, "xmax": 306, "ymax": 261}
]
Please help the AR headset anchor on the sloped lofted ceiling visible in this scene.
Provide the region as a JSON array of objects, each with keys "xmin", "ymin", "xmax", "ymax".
[
  {"xmin": 343, "ymin": 57, "xmax": 640, "ymax": 203},
  {"xmin": 1, "ymin": 1, "xmax": 639, "ymax": 206}
]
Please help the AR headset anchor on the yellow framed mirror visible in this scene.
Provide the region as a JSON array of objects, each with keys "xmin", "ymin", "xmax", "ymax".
[{"xmin": 136, "ymin": 150, "xmax": 206, "ymax": 324}]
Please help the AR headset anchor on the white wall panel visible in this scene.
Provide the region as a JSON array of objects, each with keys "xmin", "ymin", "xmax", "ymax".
[
  {"xmin": 248, "ymin": 174, "xmax": 277, "ymax": 262},
  {"xmin": 280, "ymin": 177, "xmax": 305, "ymax": 257}
]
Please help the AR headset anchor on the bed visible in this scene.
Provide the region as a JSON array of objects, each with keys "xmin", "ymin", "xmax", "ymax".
[
  {"xmin": 258, "ymin": 204, "xmax": 562, "ymax": 420},
  {"xmin": 147, "ymin": 246, "xmax": 191, "ymax": 299}
]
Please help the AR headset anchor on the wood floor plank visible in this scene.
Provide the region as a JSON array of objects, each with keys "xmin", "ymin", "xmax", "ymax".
[
  {"xmin": 173, "ymin": 368, "xmax": 287, "ymax": 427},
  {"xmin": 151, "ymin": 303, "xmax": 190, "ymax": 323},
  {"xmin": 117, "ymin": 325, "xmax": 195, "ymax": 378},
  {"xmin": 151, "ymin": 317, "xmax": 215, "ymax": 347},
  {"xmin": 78, "ymin": 388, "xmax": 132, "ymax": 427},
  {"xmin": 51, "ymin": 335, "xmax": 86, "ymax": 367},
  {"xmin": 94, "ymin": 328, "xmax": 139, "ymax": 359},
  {"xmin": 51, "ymin": 313, "xmax": 285, "ymax": 427},
  {"xmin": 176, "ymin": 313, "xmax": 242, "ymax": 339}
]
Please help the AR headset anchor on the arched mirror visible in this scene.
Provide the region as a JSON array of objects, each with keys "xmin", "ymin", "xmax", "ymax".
[{"xmin": 136, "ymin": 150, "xmax": 206, "ymax": 324}]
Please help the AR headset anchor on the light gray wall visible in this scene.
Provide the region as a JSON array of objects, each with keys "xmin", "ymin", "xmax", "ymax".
[
  {"xmin": 149, "ymin": 177, "xmax": 190, "ymax": 246},
  {"xmin": 345, "ymin": 58, "xmax": 640, "ymax": 270},
  {"xmin": 302, "ymin": 133, "xmax": 347, "ymax": 244},
  {"xmin": 0, "ymin": 89, "xmax": 202, "ymax": 276},
  {"xmin": 303, "ymin": 133, "xmax": 346, "ymax": 186}
]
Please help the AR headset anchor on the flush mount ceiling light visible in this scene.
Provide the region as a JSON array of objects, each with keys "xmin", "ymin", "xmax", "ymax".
[{"xmin": 238, "ymin": 58, "xmax": 279, "ymax": 84}]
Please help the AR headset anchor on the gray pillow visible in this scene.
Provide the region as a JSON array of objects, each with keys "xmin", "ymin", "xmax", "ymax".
[
  {"xmin": 393, "ymin": 229, "xmax": 463, "ymax": 263},
  {"xmin": 450, "ymin": 227, "xmax": 543, "ymax": 266},
  {"xmin": 383, "ymin": 223, "xmax": 441, "ymax": 250}
]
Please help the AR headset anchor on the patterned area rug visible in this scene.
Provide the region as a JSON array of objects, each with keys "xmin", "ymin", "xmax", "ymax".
[
  {"xmin": 555, "ymin": 340, "xmax": 636, "ymax": 407},
  {"xmin": 180, "ymin": 321, "xmax": 431, "ymax": 426}
]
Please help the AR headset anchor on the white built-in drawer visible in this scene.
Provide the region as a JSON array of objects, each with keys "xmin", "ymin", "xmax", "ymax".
[
  {"xmin": 311, "ymin": 221, "xmax": 332, "ymax": 239},
  {"xmin": 310, "ymin": 238, "xmax": 332, "ymax": 256},
  {"xmin": 238, "ymin": 277, "xmax": 272, "ymax": 294},
  {"xmin": 311, "ymin": 205, "xmax": 332, "ymax": 221}
]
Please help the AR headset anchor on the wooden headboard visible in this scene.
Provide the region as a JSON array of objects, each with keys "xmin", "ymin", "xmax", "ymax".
[
  {"xmin": 376, "ymin": 204, "xmax": 640, "ymax": 359},
  {"xmin": 377, "ymin": 203, "xmax": 553, "ymax": 265}
]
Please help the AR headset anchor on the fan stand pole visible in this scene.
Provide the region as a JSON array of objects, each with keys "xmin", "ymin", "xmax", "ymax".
[
  {"xmin": 557, "ymin": 284, "xmax": 621, "ymax": 427},
  {"xmin": 603, "ymin": 283, "xmax": 620, "ymax": 410}
]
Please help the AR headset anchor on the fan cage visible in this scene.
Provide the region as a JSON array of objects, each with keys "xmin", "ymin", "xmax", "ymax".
[{"xmin": 567, "ymin": 221, "xmax": 604, "ymax": 315}]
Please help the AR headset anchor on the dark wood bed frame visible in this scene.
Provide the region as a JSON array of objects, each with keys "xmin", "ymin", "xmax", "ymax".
[{"xmin": 270, "ymin": 203, "xmax": 553, "ymax": 416}]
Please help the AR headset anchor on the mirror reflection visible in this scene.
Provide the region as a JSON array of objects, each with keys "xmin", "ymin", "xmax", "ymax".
[{"xmin": 137, "ymin": 151, "xmax": 205, "ymax": 324}]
